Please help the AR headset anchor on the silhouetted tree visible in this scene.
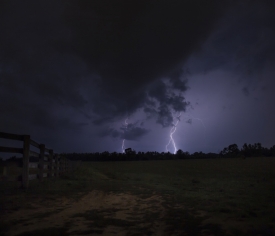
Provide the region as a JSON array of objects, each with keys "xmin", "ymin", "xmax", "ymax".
[
  {"xmin": 228, "ymin": 144, "xmax": 239, "ymax": 156},
  {"xmin": 220, "ymin": 144, "xmax": 239, "ymax": 157}
]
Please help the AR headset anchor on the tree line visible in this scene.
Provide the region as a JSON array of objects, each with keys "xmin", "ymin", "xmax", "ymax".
[
  {"xmin": 2, "ymin": 142, "xmax": 274, "ymax": 162},
  {"xmin": 219, "ymin": 143, "xmax": 275, "ymax": 158},
  {"xmin": 59, "ymin": 142, "xmax": 275, "ymax": 162}
]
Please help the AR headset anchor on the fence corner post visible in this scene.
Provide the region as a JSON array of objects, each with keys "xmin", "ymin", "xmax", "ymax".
[
  {"xmin": 22, "ymin": 135, "xmax": 30, "ymax": 189},
  {"xmin": 39, "ymin": 144, "xmax": 45, "ymax": 181}
]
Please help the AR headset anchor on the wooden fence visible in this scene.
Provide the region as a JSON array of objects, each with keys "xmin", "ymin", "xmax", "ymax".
[{"xmin": 0, "ymin": 131, "xmax": 80, "ymax": 189}]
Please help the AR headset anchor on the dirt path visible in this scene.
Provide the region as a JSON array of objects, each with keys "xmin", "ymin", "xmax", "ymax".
[
  {"xmin": 2, "ymin": 190, "xmax": 168, "ymax": 236},
  {"xmin": 3, "ymin": 189, "xmax": 267, "ymax": 235}
]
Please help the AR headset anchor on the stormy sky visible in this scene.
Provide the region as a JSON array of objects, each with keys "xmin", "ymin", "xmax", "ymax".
[{"xmin": 1, "ymin": 0, "xmax": 275, "ymax": 155}]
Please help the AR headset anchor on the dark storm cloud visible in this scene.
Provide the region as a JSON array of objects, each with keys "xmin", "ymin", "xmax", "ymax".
[
  {"xmin": 0, "ymin": 0, "xmax": 94, "ymax": 135},
  {"xmin": 123, "ymin": 125, "xmax": 150, "ymax": 141},
  {"xmin": 99, "ymin": 128, "xmax": 121, "ymax": 139},
  {"xmin": 0, "ymin": 0, "xmax": 234, "ymax": 140},
  {"xmin": 61, "ymin": 0, "xmax": 227, "ymax": 79},
  {"xmin": 242, "ymin": 87, "xmax": 250, "ymax": 97},
  {"xmin": 57, "ymin": 0, "xmax": 231, "ymax": 119},
  {"xmin": 100, "ymin": 122, "xmax": 149, "ymax": 141},
  {"xmin": 186, "ymin": 119, "xmax": 192, "ymax": 124},
  {"xmin": 144, "ymin": 73, "xmax": 190, "ymax": 127},
  {"xmin": 188, "ymin": 1, "xmax": 275, "ymax": 79}
]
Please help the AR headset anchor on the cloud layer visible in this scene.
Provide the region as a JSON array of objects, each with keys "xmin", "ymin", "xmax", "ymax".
[
  {"xmin": 2, "ymin": 1, "xmax": 274, "ymax": 154},
  {"xmin": 0, "ymin": 0, "xmax": 231, "ymax": 131}
]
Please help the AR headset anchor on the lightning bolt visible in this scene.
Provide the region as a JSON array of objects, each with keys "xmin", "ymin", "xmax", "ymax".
[
  {"xmin": 122, "ymin": 118, "xmax": 128, "ymax": 153},
  {"xmin": 166, "ymin": 113, "xmax": 181, "ymax": 154}
]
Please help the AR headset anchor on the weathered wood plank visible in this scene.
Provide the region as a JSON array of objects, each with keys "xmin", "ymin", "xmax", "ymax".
[
  {"xmin": 39, "ymin": 144, "xmax": 45, "ymax": 181},
  {"xmin": 29, "ymin": 162, "xmax": 38, "ymax": 168},
  {"xmin": 29, "ymin": 150, "xmax": 39, "ymax": 157},
  {"xmin": 0, "ymin": 132, "xmax": 24, "ymax": 141},
  {"xmin": 0, "ymin": 131, "xmax": 77, "ymax": 187},
  {"xmin": 0, "ymin": 146, "xmax": 23, "ymax": 154},
  {"xmin": 30, "ymin": 139, "xmax": 40, "ymax": 148}
]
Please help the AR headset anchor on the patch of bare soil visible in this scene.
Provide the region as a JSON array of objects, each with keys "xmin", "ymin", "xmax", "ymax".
[
  {"xmin": 2, "ymin": 190, "xmax": 167, "ymax": 236},
  {"xmin": 4, "ymin": 190, "xmax": 268, "ymax": 235}
]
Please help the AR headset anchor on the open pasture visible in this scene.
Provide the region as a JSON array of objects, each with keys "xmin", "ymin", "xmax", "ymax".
[{"xmin": 1, "ymin": 157, "xmax": 275, "ymax": 235}]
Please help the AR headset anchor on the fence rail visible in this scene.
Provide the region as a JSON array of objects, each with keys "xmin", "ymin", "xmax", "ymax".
[{"xmin": 0, "ymin": 131, "xmax": 80, "ymax": 189}]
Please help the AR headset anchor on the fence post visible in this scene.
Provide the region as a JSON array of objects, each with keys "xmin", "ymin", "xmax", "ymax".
[
  {"xmin": 55, "ymin": 154, "xmax": 59, "ymax": 177},
  {"xmin": 49, "ymin": 150, "xmax": 53, "ymax": 178},
  {"xmin": 39, "ymin": 144, "xmax": 45, "ymax": 181},
  {"xmin": 22, "ymin": 135, "xmax": 30, "ymax": 189}
]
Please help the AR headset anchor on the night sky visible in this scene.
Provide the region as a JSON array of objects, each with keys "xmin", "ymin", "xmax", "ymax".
[{"xmin": 1, "ymin": 0, "xmax": 275, "ymax": 155}]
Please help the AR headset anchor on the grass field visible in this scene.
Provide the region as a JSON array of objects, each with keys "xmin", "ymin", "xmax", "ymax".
[{"xmin": 1, "ymin": 157, "xmax": 275, "ymax": 235}]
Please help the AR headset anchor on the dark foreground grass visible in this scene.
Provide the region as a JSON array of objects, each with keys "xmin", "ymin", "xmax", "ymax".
[
  {"xmin": 72, "ymin": 157, "xmax": 275, "ymax": 235},
  {"xmin": 1, "ymin": 157, "xmax": 275, "ymax": 235}
]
